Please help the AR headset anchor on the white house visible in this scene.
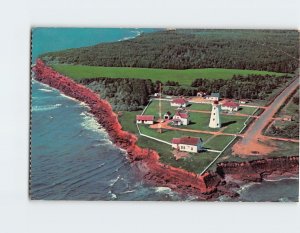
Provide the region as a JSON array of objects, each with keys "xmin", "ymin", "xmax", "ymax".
[
  {"xmin": 207, "ymin": 93, "xmax": 220, "ymax": 101},
  {"xmin": 171, "ymin": 136, "xmax": 203, "ymax": 153},
  {"xmin": 221, "ymin": 101, "xmax": 240, "ymax": 112},
  {"xmin": 239, "ymin": 99, "xmax": 248, "ymax": 104},
  {"xmin": 172, "ymin": 111, "xmax": 189, "ymax": 126},
  {"xmin": 170, "ymin": 98, "xmax": 188, "ymax": 107},
  {"xmin": 136, "ymin": 115, "xmax": 154, "ymax": 124}
]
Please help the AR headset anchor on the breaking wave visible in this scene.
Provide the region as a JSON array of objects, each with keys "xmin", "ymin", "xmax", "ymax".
[{"xmin": 32, "ymin": 104, "xmax": 62, "ymax": 112}]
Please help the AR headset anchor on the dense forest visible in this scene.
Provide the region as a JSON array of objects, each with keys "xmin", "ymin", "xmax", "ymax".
[
  {"xmin": 41, "ymin": 29, "xmax": 299, "ymax": 73},
  {"xmin": 267, "ymin": 123, "xmax": 299, "ymax": 139},
  {"xmin": 166, "ymin": 74, "xmax": 291, "ymax": 99},
  {"xmin": 79, "ymin": 78, "xmax": 155, "ymax": 111},
  {"xmin": 266, "ymin": 91, "xmax": 299, "ymax": 139},
  {"xmin": 77, "ymin": 74, "xmax": 291, "ymax": 111}
]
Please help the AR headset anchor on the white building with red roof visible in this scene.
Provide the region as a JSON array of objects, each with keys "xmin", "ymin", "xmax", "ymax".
[
  {"xmin": 136, "ymin": 115, "xmax": 155, "ymax": 124},
  {"xmin": 172, "ymin": 110, "xmax": 189, "ymax": 125},
  {"xmin": 221, "ymin": 101, "xmax": 240, "ymax": 112},
  {"xmin": 170, "ymin": 98, "xmax": 188, "ymax": 107},
  {"xmin": 171, "ymin": 136, "xmax": 203, "ymax": 153}
]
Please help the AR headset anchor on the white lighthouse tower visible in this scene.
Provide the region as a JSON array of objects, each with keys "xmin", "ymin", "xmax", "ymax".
[{"xmin": 209, "ymin": 101, "xmax": 221, "ymax": 128}]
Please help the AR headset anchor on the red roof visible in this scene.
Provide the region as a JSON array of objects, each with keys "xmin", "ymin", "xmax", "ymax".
[
  {"xmin": 175, "ymin": 111, "xmax": 189, "ymax": 119},
  {"xmin": 172, "ymin": 98, "xmax": 187, "ymax": 104},
  {"xmin": 136, "ymin": 115, "xmax": 154, "ymax": 121},
  {"xmin": 171, "ymin": 137, "xmax": 202, "ymax": 146},
  {"xmin": 222, "ymin": 101, "xmax": 239, "ymax": 108}
]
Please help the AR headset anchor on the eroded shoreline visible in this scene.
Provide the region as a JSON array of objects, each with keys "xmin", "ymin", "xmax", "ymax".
[{"xmin": 32, "ymin": 59, "xmax": 299, "ymax": 200}]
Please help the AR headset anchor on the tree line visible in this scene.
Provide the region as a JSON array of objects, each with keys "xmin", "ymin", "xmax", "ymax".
[
  {"xmin": 79, "ymin": 77, "xmax": 155, "ymax": 111},
  {"xmin": 41, "ymin": 30, "xmax": 299, "ymax": 73},
  {"xmin": 191, "ymin": 74, "xmax": 291, "ymax": 100}
]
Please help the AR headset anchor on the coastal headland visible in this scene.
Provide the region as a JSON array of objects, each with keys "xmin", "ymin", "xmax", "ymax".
[{"xmin": 32, "ymin": 59, "xmax": 299, "ymax": 200}]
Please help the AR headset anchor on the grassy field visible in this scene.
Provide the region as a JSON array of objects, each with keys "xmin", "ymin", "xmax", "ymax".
[
  {"xmin": 137, "ymin": 137, "xmax": 219, "ymax": 174},
  {"xmin": 187, "ymin": 103, "xmax": 212, "ymax": 111},
  {"xmin": 143, "ymin": 100, "xmax": 175, "ymax": 117},
  {"xmin": 238, "ymin": 106, "xmax": 258, "ymax": 115},
  {"xmin": 178, "ymin": 112, "xmax": 247, "ymax": 134},
  {"xmin": 118, "ymin": 110, "xmax": 142, "ymax": 134},
  {"xmin": 139, "ymin": 125, "xmax": 212, "ymax": 143},
  {"xmin": 143, "ymin": 100, "xmax": 248, "ymax": 134},
  {"xmin": 52, "ymin": 64, "xmax": 285, "ymax": 85},
  {"xmin": 203, "ymin": 135, "xmax": 235, "ymax": 151}
]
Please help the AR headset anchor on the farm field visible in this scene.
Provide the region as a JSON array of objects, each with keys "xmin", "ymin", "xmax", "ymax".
[{"xmin": 52, "ymin": 64, "xmax": 285, "ymax": 85}]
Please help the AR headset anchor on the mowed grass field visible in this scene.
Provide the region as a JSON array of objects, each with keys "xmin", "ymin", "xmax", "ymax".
[
  {"xmin": 137, "ymin": 137, "xmax": 219, "ymax": 174},
  {"xmin": 203, "ymin": 135, "xmax": 235, "ymax": 151},
  {"xmin": 144, "ymin": 100, "xmax": 248, "ymax": 134},
  {"xmin": 52, "ymin": 64, "xmax": 285, "ymax": 85},
  {"xmin": 139, "ymin": 125, "xmax": 212, "ymax": 143}
]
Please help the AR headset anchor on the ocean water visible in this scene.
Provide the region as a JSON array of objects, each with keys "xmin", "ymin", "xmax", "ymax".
[
  {"xmin": 30, "ymin": 28, "xmax": 298, "ymax": 201},
  {"xmin": 31, "ymin": 28, "xmax": 158, "ymax": 62},
  {"xmin": 238, "ymin": 178, "xmax": 299, "ymax": 202},
  {"xmin": 30, "ymin": 80, "xmax": 184, "ymax": 200}
]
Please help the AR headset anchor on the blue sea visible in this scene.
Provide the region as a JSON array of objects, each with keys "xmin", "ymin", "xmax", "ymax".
[{"xmin": 30, "ymin": 28, "xmax": 298, "ymax": 201}]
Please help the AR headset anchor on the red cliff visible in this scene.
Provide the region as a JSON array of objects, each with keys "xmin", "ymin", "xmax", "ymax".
[{"xmin": 216, "ymin": 156, "xmax": 299, "ymax": 182}]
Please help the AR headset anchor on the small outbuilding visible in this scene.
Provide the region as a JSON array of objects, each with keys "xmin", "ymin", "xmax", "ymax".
[
  {"xmin": 239, "ymin": 99, "xmax": 248, "ymax": 104},
  {"xmin": 136, "ymin": 115, "xmax": 155, "ymax": 124},
  {"xmin": 170, "ymin": 98, "xmax": 188, "ymax": 108},
  {"xmin": 164, "ymin": 111, "xmax": 172, "ymax": 120},
  {"xmin": 171, "ymin": 136, "xmax": 203, "ymax": 153},
  {"xmin": 172, "ymin": 110, "xmax": 189, "ymax": 125},
  {"xmin": 207, "ymin": 93, "xmax": 220, "ymax": 101},
  {"xmin": 221, "ymin": 101, "xmax": 240, "ymax": 112}
]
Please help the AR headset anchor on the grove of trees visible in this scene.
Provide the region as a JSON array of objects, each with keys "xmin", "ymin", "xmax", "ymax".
[{"xmin": 41, "ymin": 30, "xmax": 299, "ymax": 73}]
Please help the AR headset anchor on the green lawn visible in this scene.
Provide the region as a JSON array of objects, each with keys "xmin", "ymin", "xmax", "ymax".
[
  {"xmin": 137, "ymin": 137, "xmax": 219, "ymax": 174},
  {"xmin": 143, "ymin": 100, "xmax": 248, "ymax": 134},
  {"xmin": 139, "ymin": 125, "xmax": 212, "ymax": 143},
  {"xmin": 238, "ymin": 106, "xmax": 258, "ymax": 115},
  {"xmin": 187, "ymin": 103, "xmax": 212, "ymax": 111},
  {"xmin": 52, "ymin": 64, "xmax": 285, "ymax": 85},
  {"xmin": 118, "ymin": 110, "xmax": 142, "ymax": 134},
  {"xmin": 178, "ymin": 112, "xmax": 247, "ymax": 134},
  {"xmin": 143, "ymin": 100, "xmax": 176, "ymax": 118},
  {"xmin": 203, "ymin": 135, "xmax": 235, "ymax": 151}
]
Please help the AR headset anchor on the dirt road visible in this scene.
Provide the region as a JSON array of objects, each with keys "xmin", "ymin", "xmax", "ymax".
[{"xmin": 233, "ymin": 77, "xmax": 299, "ymax": 155}]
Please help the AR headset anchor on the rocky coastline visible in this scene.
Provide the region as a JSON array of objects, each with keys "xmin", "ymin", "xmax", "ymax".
[{"xmin": 32, "ymin": 59, "xmax": 299, "ymax": 200}]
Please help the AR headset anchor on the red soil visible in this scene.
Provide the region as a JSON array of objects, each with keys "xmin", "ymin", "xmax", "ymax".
[{"xmin": 232, "ymin": 137, "xmax": 276, "ymax": 157}]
